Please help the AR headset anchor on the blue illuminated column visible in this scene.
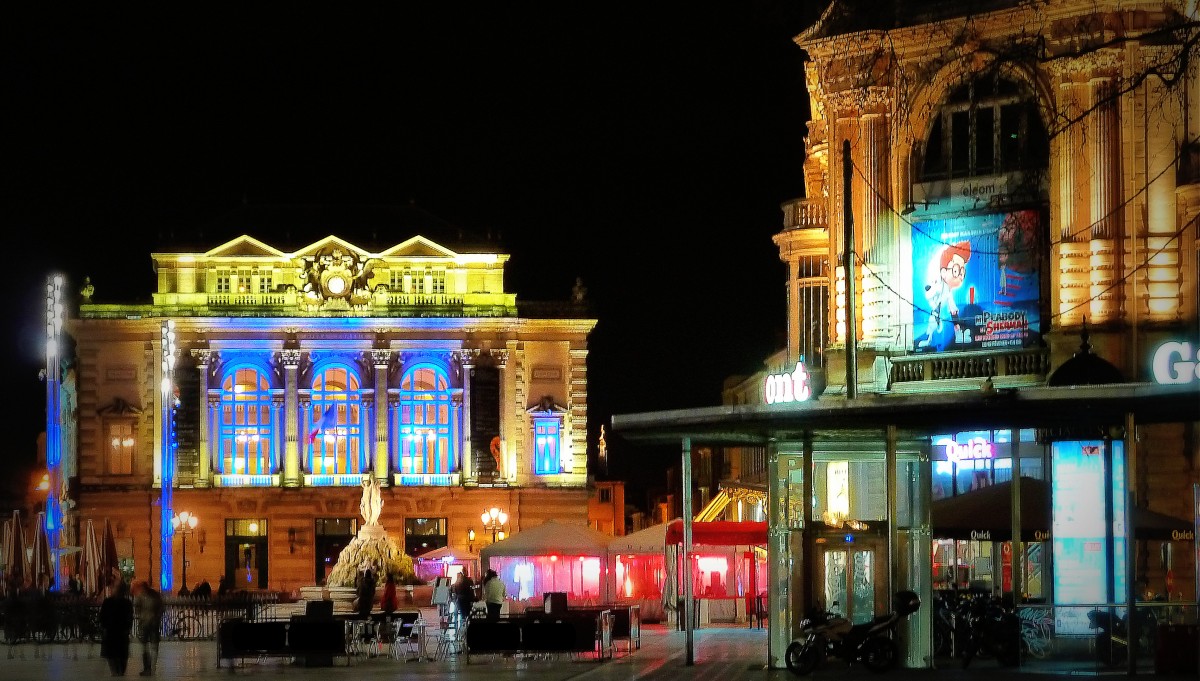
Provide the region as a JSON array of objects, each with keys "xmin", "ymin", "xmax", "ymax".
[
  {"xmin": 44, "ymin": 275, "xmax": 65, "ymax": 590},
  {"xmin": 160, "ymin": 320, "xmax": 178, "ymax": 592}
]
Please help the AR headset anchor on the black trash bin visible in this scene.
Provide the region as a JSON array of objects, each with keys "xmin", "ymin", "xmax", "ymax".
[{"xmin": 1155, "ymin": 623, "xmax": 1198, "ymax": 675}]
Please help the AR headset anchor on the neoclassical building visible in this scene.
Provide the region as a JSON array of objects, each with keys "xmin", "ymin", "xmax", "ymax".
[
  {"xmin": 51, "ymin": 230, "xmax": 598, "ymax": 593},
  {"xmin": 615, "ymin": 0, "xmax": 1198, "ymax": 669}
]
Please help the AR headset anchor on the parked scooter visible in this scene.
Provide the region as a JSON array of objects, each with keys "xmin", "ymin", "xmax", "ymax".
[
  {"xmin": 959, "ymin": 594, "xmax": 1020, "ymax": 668},
  {"xmin": 784, "ymin": 591, "xmax": 922, "ymax": 675},
  {"xmin": 1088, "ymin": 606, "xmax": 1158, "ymax": 667}
]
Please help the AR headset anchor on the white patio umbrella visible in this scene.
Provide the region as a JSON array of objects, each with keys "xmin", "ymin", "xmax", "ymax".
[
  {"xmin": 31, "ymin": 511, "xmax": 52, "ymax": 588},
  {"xmin": 3, "ymin": 510, "xmax": 28, "ymax": 589},
  {"xmin": 79, "ymin": 519, "xmax": 101, "ymax": 597}
]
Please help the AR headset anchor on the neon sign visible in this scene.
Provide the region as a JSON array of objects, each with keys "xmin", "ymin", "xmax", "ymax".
[
  {"xmin": 1152, "ymin": 342, "xmax": 1200, "ymax": 385},
  {"xmin": 945, "ymin": 437, "xmax": 993, "ymax": 463},
  {"xmin": 764, "ymin": 362, "xmax": 811, "ymax": 404}
]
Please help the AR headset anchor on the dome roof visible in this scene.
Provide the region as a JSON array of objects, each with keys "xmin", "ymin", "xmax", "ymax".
[{"xmin": 1047, "ymin": 324, "xmax": 1124, "ymax": 387}]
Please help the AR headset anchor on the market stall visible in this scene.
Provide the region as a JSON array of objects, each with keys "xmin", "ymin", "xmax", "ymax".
[
  {"xmin": 608, "ymin": 523, "xmax": 668, "ymax": 621},
  {"xmin": 414, "ymin": 545, "xmax": 479, "ymax": 583},
  {"xmin": 480, "ymin": 519, "xmax": 613, "ymax": 611},
  {"xmin": 664, "ymin": 519, "xmax": 768, "ymax": 625}
]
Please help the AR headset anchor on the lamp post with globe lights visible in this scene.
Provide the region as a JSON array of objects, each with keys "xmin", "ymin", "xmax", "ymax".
[
  {"xmin": 171, "ymin": 511, "xmax": 199, "ymax": 592},
  {"xmin": 481, "ymin": 507, "xmax": 508, "ymax": 543}
]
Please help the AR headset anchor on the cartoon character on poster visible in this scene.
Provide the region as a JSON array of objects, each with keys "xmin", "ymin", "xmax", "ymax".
[
  {"xmin": 911, "ymin": 210, "xmax": 1042, "ymax": 353},
  {"xmin": 915, "ymin": 240, "xmax": 972, "ymax": 352}
]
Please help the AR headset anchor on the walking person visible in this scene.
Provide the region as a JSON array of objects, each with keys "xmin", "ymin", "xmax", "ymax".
[
  {"xmin": 379, "ymin": 573, "xmax": 399, "ymax": 615},
  {"xmin": 482, "ymin": 569, "xmax": 505, "ymax": 622},
  {"xmin": 132, "ymin": 580, "xmax": 164, "ymax": 676},
  {"xmin": 355, "ymin": 566, "xmax": 377, "ymax": 619},
  {"xmin": 99, "ymin": 581, "xmax": 133, "ymax": 676},
  {"xmin": 454, "ymin": 572, "xmax": 476, "ymax": 627}
]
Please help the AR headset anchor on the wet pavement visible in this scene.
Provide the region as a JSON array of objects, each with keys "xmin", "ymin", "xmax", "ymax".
[{"xmin": 1, "ymin": 623, "xmax": 1195, "ymax": 680}]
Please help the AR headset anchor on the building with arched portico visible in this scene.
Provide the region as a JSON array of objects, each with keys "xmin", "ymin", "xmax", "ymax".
[{"xmin": 615, "ymin": 0, "xmax": 1199, "ymax": 670}]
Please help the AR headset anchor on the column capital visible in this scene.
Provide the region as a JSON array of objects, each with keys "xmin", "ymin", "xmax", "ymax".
[
  {"xmin": 490, "ymin": 349, "xmax": 509, "ymax": 367},
  {"xmin": 280, "ymin": 348, "xmax": 302, "ymax": 367},
  {"xmin": 370, "ymin": 348, "xmax": 392, "ymax": 368},
  {"xmin": 190, "ymin": 348, "xmax": 216, "ymax": 365},
  {"xmin": 453, "ymin": 348, "xmax": 481, "ymax": 367}
]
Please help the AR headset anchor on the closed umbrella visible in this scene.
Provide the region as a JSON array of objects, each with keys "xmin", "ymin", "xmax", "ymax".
[
  {"xmin": 1, "ymin": 518, "xmax": 9, "ymax": 573},
  {"xmin": 101, "ymin": 518, "xmax": 119, "ymax": 589},
  {"xmin": 79, "ymin": 519, "xmax": 101, "ymax": 597},
  {"xmin": 4, "ymin": 510, "xmax": 28, "ymax": 590},
  {"xmin": 31, "ymin": 511, "xmax": 52, "ymax": 588}
]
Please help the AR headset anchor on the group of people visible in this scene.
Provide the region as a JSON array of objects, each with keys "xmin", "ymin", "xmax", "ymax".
[
  {"xmin": 451, "ymin": 569, "xmax": 506, "ymax": 624},
  {"xmin": 97, "ymin": 571, "xmax": 164, "ymax": 677},
  {"xmin": 353, "ymin": 565, "xmax": 401, "ymax": 618}
]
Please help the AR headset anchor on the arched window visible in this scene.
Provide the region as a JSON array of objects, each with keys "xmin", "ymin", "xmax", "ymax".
[
  {"xmin": 397, "ymin": 364, "xmax": 454, "ymax": 479},
  {"xmin": 308, "ymin": 365, "xmax": 366, "ymax": 476},
  {"xmin": 919, "ymin": 76, "xmax": 1049, "ymax": 182},
  {"xmin": 218, "ymin": 367, "xmax": 275, "ymax": 476}
]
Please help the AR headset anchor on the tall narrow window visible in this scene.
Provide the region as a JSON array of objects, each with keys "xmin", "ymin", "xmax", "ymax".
[
  {"xmin": 533, "ymin": 418, "xmax": 561, "ymax": 475},
  {"xmin": 308, "ymin": 366, "xmax": 365, "ymax": 476},
  {"xmin": 218, "ymin": 367, "xmax": 275, "ymax": 477},
  {"xmin": 431, "ymin": 269, "xmax": 446, "ymax": 294},
  {"xmin": 396, "ymin": 364, "xmax": 454, "ymax": 480},
  {"xmin": 390, "ymin": 270, "xmax": 404, "ymax": 291},
  {"xmin": 257, "ymin": 273, "xmax": 273, "ymax": 294},
  {"xmin": 215, "ymin": 270, "xmax": 231, "ymax": 294},
  {"xmin": 106, "ymin": 422, "xmax": 135, "ymax": 475}
]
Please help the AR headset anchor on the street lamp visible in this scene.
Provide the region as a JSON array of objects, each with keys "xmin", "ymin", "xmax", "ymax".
[
  {"xmin": 481, "ymin": 507, "xmax": 508, "ymax": 543},
  {"xmin": 171, "ymin": 511, "xmax": 199, "ymax": 591}
]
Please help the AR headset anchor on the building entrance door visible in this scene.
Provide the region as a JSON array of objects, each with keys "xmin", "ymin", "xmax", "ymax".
[{"xmin": 817, "ymin": 538, "xmax": 885, "ymax": 624}]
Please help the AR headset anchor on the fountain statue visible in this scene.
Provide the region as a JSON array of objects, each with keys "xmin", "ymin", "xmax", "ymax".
[{"xmin": 321, "ymin": 476, "xmax": 415, "ymax": 589}]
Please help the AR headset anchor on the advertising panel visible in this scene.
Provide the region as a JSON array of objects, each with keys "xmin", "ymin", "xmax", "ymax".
[
  {"xmin": 911, "ymin": 210, "xmax": 1042, "ymax": 353},
  {"xmin": 1051, "ymin": 440, "xmax": 1126, "ymax": 635}
]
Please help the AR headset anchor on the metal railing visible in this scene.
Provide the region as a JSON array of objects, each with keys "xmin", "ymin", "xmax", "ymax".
[{"xmin": 1, "ymin": 591, "xmax": 288, "ymax": 645}]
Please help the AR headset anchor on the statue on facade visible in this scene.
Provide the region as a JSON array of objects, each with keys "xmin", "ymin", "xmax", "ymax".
[
  {"xmin": 79, "ymin": 276, "xmax": 94, "ymax": 303},
  {"xmin": 360, "ymin": 475, "xmax": 383, "ymax": 526}
]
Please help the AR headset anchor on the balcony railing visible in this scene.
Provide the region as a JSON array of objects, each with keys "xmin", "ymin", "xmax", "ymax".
[
  {"xmin": 781, "ymin": 198, "xmax": 829, "ymax": 231},
  {"xmin": 889, "ymin": 348, "xmax": 1049, "ymax": 388}
]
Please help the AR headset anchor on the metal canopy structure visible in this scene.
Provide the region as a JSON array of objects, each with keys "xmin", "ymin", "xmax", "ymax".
[{"xmin": 611, "ymin": 382, "xmax": 1200, "ymax": 445}]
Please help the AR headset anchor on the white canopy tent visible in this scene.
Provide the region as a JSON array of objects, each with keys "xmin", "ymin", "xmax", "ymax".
[
  {"xmin": 480, "ymin": 519, "xmax": 613, "ymax": 604},
  {"xmin": 607, "ymin": 523, "xmax": 670, "ymax": 622}
]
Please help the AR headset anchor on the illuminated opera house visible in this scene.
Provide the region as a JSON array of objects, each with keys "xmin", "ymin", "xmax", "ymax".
[{"xmin": 45, "ymin": 214, "xmax": 598, "ymax": 594}]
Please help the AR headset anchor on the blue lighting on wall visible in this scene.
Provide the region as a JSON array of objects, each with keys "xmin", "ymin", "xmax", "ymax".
[
  {"xmin": 307, "ymin": 474, "xmax": 364, "ymax": 487},
  {"xmin": 160, "ymin": 320, "xmax": 177, "ymax": 593},
  {"xmin": 45, "ymin": 275, "xmax": 64, "ymax": 590}
]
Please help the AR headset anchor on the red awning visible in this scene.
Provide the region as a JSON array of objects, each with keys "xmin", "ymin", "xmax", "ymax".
[{"xmin": 665, "ymin": 519, "xmax": 767, "ymax": 546}]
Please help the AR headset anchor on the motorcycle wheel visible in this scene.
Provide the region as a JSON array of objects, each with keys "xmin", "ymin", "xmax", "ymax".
[
  {"xmin": 861, "ymin": 637, "xmax": 898, "ymax": 673},
  {"xmin": 785, "ymin": 640, "xmax": 821, "ymax": 676},
  {"xmin": 933, "ymin": 624, "xmax": 950, "ymax": 657},
  {"xmin": 1094, "ymin": 633, "xmax": 1127, "ymax": 668}
]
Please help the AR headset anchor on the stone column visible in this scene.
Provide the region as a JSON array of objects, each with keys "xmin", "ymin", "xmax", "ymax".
[
  {"xmin": 455, "ymin": 350, "xmax": 477, "ymax": 481},
  {"xmin": 371, "ymin": 349, "xmax": 392, "ymax": 485},
  {"xmin": 492, "ymin": 349, "xmax": 510, "ymax": 481},
  {"xmin": 281, "ymin": 349, "xmax": 302, "ymax": 488},
  {"xmin": 207, "ymin": 397, "xmax": 221, "ymax": 474},
  {"xmin": 1056, "ymin": 76, "xmax": 1089, "ymax": 326},
  {"xmin": 1089, "ymin": 73, "xmax": 1120, "ymax": 323},
  {"xmin": 191, "ymin": 349, "xmax": 214, "ymax": 488}
]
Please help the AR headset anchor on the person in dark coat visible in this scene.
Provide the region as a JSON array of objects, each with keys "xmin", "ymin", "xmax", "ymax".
[
  {"xmin": 99, "ymin": 581, "xmax": 134, "ymax": 676},
  {"xmin": 355, "ymin": 567, "xmax": 377, "ymax": 619},
  {"xmin": 454, "ymin": 572, "xmax": 476, "ymax": 627}
]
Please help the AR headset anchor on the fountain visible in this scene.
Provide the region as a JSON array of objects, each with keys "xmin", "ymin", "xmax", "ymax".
[{"xmin": 295, "ymin": 476, "xmax": 416, "ymax": 614}]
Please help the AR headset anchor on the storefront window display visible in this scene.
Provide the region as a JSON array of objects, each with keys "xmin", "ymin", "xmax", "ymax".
[{"xmin": 931, "ymin": 429, "xmax": 1047, "ymax": 601}]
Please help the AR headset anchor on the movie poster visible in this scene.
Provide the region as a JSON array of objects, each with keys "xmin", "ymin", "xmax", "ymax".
[{"xmin": 911, "ymin": 210, "xmax": 1042, "ymax": 353}]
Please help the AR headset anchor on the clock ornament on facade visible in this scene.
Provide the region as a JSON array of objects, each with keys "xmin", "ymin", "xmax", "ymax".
[{"xmin": 298, "ymin": 247, "xmax": 376, "ymax": 309}]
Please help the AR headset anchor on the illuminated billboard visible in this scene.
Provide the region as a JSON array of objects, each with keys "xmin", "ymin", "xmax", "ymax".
[
  {"xmin": 911, "ymin": 210, "xmax": 1042, "ymax": 353},
  {"xmin": 1051, "ymin": 440, "xmax": 1126, "ymax": 635}
]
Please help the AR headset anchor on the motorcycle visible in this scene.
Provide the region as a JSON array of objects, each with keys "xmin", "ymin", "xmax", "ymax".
[
  {"xmin": 959, "ymin": 594, "xmax": 1020, "ymax": 668},
  {"xmin": 1088, "ymin": 606, "xmax": 1158, "ymax": 667},
  {"xmin": 785, "ymin": 591, "xmax": 921, "ymax": 675}
]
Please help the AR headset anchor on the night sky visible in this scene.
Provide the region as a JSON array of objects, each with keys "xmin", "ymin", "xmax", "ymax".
[{"xmin": 4, "ymin": 4, "xmax": 818, "ymax": 511}]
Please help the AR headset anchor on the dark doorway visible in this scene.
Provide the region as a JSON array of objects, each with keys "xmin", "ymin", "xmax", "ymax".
[
  {"xmin": 224, "ymin": 518, "xmax": 268, "ymax": 590},
  {"xmin": 315, "ymin": 518, "xmax": 358, "ymax": 583}
]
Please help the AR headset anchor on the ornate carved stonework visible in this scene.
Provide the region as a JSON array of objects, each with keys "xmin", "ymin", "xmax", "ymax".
[
  {"xmin": 1047, "ymin": 49, "xmax": 1122, "ymax": 80},
  {"xmin": 297, "ymin": 247, "xmax": 376, "ymax": 310},
  {"xmin": 279, "ymin": 349, "xmax": 302, "ymax": 367},
  {"xmin": 490, "ymin": 349, "xmax": 509, "ymax": 367},
  {"xmin": 370, "ymin": 348, "xmax": 392, "ymax": 368},
  {"xmin": 452, "ymin": 349, "xmax": 481, "ymax": 367}
]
